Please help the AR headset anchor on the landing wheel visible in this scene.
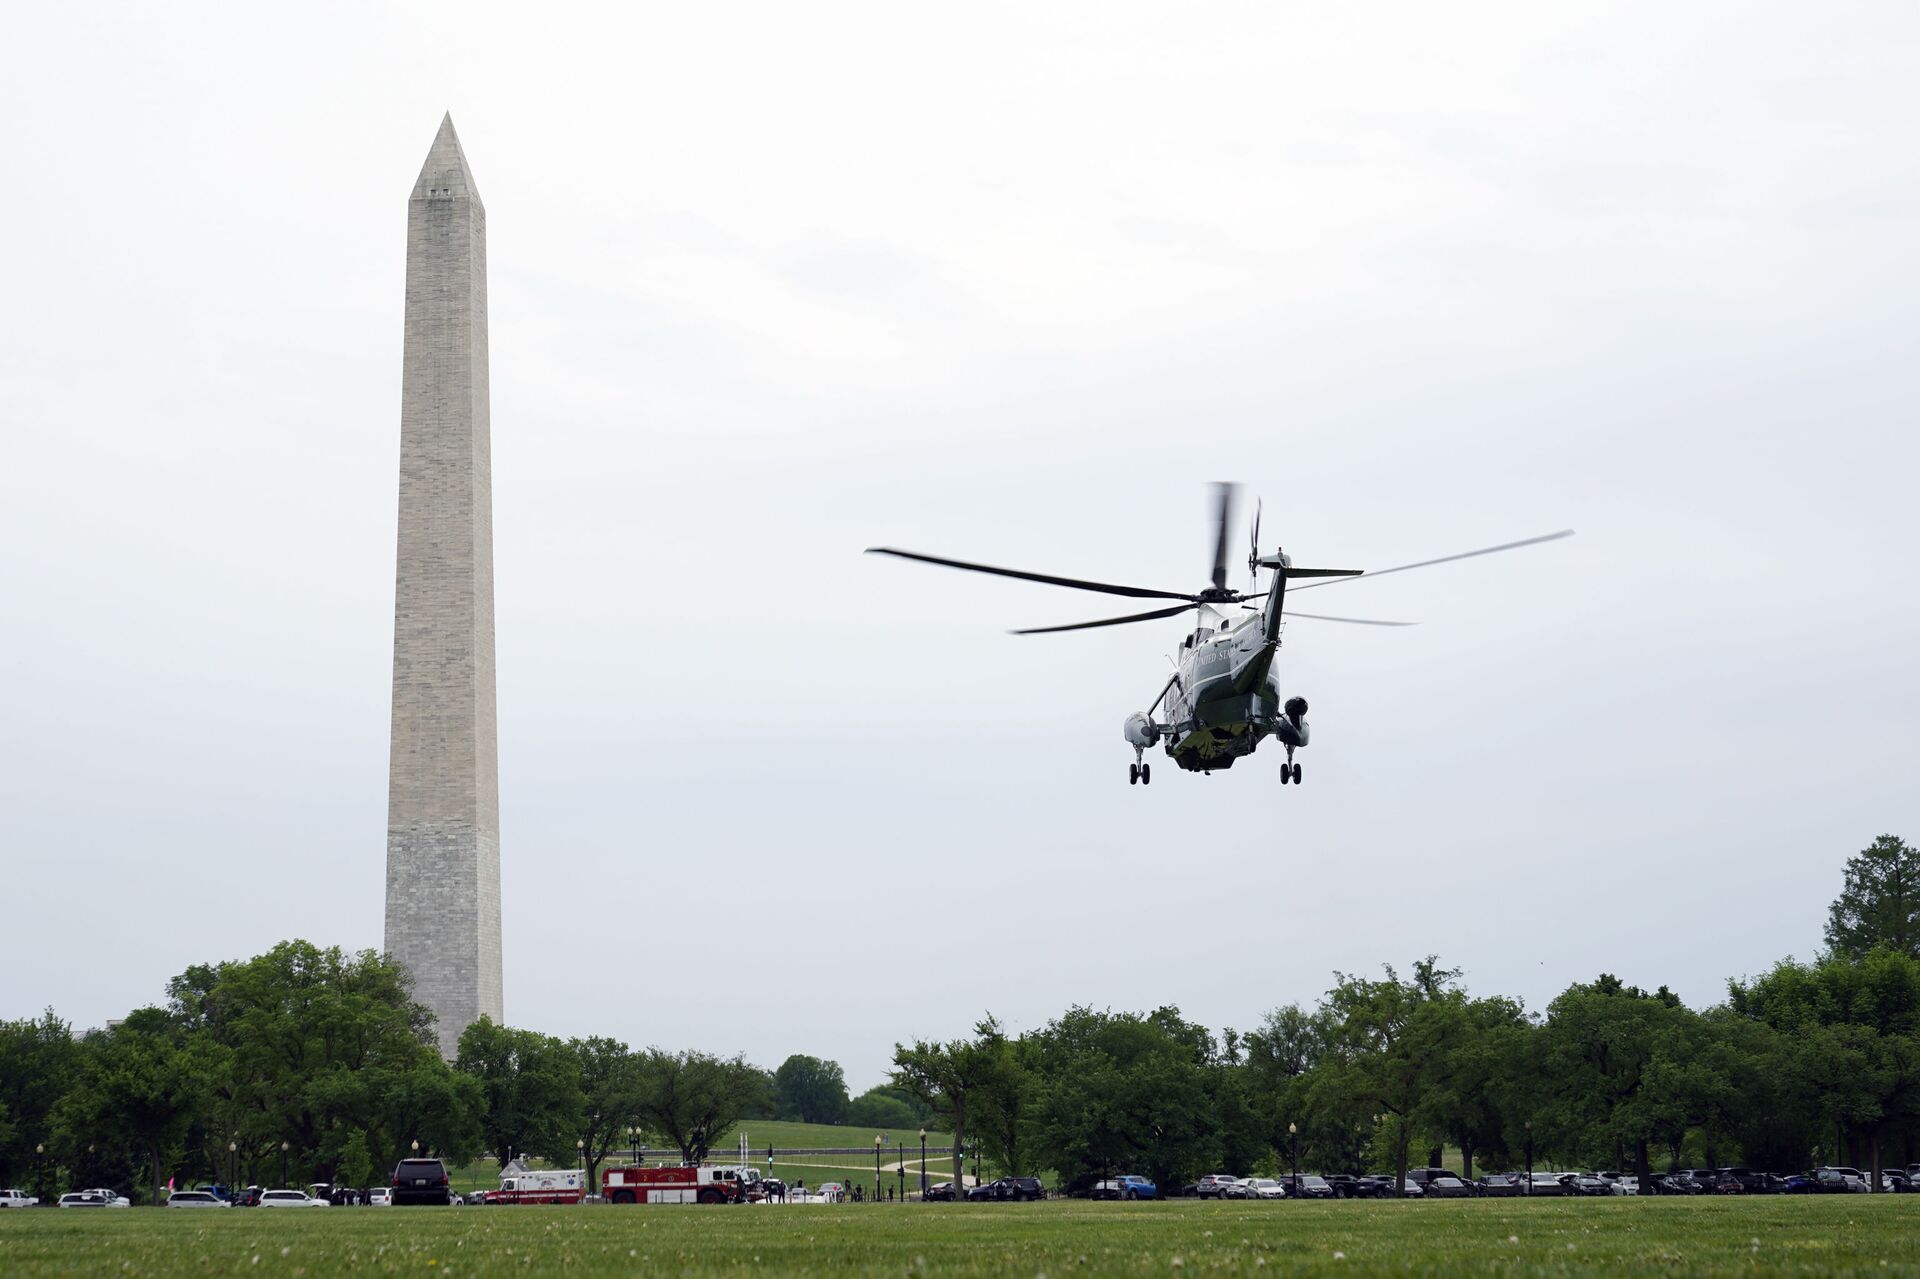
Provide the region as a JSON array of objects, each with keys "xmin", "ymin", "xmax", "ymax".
[
  {"xmin": 1129, "ymin": 763, "xmax": 1139, "ymax": 785},
  {"xmin": 1291, "ymin": 762, "xmax": 1302, "ymax": 784},
  {"xmin": 1280, "ymin": 766, "xmax": 1290, "ymax": 785},
  {"xmin": 1140, "ymin": 763, "xmax": 1151, "ymax": 785}
]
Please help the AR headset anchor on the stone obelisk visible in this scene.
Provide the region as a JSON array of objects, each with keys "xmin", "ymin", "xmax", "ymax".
[{"xmin": 385, "ymin": 113, "xmax": 503, "ymax": 1058}]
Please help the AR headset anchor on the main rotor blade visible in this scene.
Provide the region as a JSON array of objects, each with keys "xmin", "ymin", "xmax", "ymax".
[
  {"xmin": 1210, "ymin": 482, "xmax": 1237, "ymax": 592},
  {"xmin": 1288, "ymin": 529, "xmax": 1575, "ymax": 593},
  {"xmin": 865, "ymin": 548, "xmax": 1197, "ymax": 602},
  {"xmin": 1010, "ymin": 603, "xmax": 1195, "ymax": 635},
  {"xmin": 1247, "ymin": 497, "xmax": 1262, "ymax": 588},
  {"xmin": 1284, "ymin": 610, "xmax": 1418, "ymax": 627}
]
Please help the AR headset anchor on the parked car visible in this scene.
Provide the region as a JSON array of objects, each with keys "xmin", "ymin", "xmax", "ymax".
[
  {"xmin": 166, "ymin": 1191, "xmax": 230, "ymax": 1209},
  {"xmin": 1222, "ymin": 1177, "xmax": 1257, "ymax": 1199},
  {"xmin": 1285, "ymin": 1175, "xmax": 1336, "ymax": 1200},
  {"xmin": 1880, "ymin": 1171, "xmax": 1911, "ymax": 1193},
  {"xmin": 1244, "ymin": 1178, "xmax": 1285, "ymax": 1201},
  {"xmin": 58, "ymin": 1192, "xmax": 109, "ymax": 1208},
  {"xmin": 1517, "ymin": 1172, "xmax": 1570, "ymax": 1197},
  {"xmin": 0, "ymin": 1188, "xmax": 39, "ymax": 1208},
  {"xmin": 1369, "ymin": 1175, "xmax": 1424, "ymax": 1197},
  {"xmin": 1717, "ymin": 1167, "xmax": 1778, "ymax": 1194},
  {"xmin": 368, "ymin": 1187, "xmax": 393, "ymax": 1206},
  {"xmin": 389, "ymin": 1157, "xmax": 453, "ymax": 1206},
  {"xmin": 966, "ymin": 1176, "xmax": 1046, "ymax": 1202},
  {"xmin": 1423, "ymin": 1175, "xmax": 1475, "ymax": 1199},
  {"xmin": 231, "ymin": 1186, "xmax": 263, "ymax": 1207},
  {"xmin": 1605, "ymin": 1175, "xmax": 1639, "ymax": 1196},
  {"xmin": 1477, "ymin": 1174, "xmax": 1524, "ymax": 1198},
  {"xmin": 1090, "ymin": 1175, "xmax": 1157, "ymax": 1201},
  {"xmin": 924, "ymin": 1181, "xmax": 957, "ymax": 1202},
  {"xmin": 1405, "ymin": 1169, "xmax": 1461, "ymax": 1192},
  {"xmin": 1194, "ymin": 1174, "xmax": 1240, "ymax": 1199},
  {"xmin": 89, "ymin": 1189, "xmax": 132, "ymax": 1207},
  {"xmin": 1816, "ymin": 1167, "xmax": 1872, "ymax": 1193},
  {"xmin": 1319, "ymin": 1175, "xmax": 1380, "ymax": 1200},
  {"xmin": 260, "ymin": 1189, "xmax": 329, "ymax": 1209},
  {"xmin": 1656, "ymin": 1173, "xmax": 1706, "ymax": 1195},
  {"xmin": 1566, "ymin": 1174, "xmax": 1613, "ymax": 1197}
]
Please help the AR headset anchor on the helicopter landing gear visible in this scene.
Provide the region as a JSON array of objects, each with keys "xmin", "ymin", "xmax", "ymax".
[
  {"xmin": 1128, "ymin": 761, "xmax": 1153, "ymax": 785},
  {"xmin": 1141, "ymin": 762, "xmax": 1151, "ymax": 785},
  {"xmin": 1129, "ymin": 763, "xmax": 1138, "ymax": 785},
  {"xmin": 1283, "ymin": 747, "xmax": 1301, "ymax": 786},
  {"xmin": 1291, "ymin": 762, "xmax": 1302, "ymax": 784}
]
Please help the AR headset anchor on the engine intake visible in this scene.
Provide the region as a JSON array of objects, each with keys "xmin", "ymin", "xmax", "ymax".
[{"xmin": 1123, "ymin": 712, "xmax": 1160, "ymax": 749}]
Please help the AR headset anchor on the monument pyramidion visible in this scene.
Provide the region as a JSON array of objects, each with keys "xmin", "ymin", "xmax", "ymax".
[{"xmin": 384, "ymin": 114, "xmax": 502, "ymax": 1058}]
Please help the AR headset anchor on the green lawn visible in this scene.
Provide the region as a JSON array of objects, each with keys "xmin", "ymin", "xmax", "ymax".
[{"xmin": 6, "ymin": 1195, "xmax": 1920, "ymax": 1277}]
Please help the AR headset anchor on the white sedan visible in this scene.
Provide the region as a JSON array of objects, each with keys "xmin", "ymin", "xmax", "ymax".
[
  {"xmin": 165, "ymin": 1191, "xmax": 230, "ymax": 1208},
  {"xmin": 260, "ymin": 1189, "xmax": 329, "ymax": 1208}
]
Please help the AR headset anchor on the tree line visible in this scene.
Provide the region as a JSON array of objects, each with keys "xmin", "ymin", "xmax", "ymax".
[
  {"xmin": 890, "ymin": 835, "xmax": 1920, "ymax": 1194},
  {"xmin": 2, "ymin": 834, "xmax": 1913, "ymax": 1203}
]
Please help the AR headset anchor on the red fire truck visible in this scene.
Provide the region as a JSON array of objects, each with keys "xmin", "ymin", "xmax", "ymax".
[{"xmin": 602, "ymin": 1164, "xmax": 754, "ymax": 1205}]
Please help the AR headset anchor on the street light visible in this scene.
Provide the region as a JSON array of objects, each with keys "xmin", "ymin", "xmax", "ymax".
[
  {"xmin": 918, "ymin": 1128, "xmax": 927, "ymax": 1199},
  {"xmin": 1520, "ymin": 1113, "xmax": 1536, "ymax": 1198},
  {"xmin": 281, "ymin": 1140, "xmax": 290, "ymax": 1189},
  {"xmin": 971, "ymin": 1136, "xmax": 980, "ymax": 1188},
  {"xmin": 1288, "ymin": 1122, "xmax": 1299, "ymax": 1186},
  {"xmin": 629, "ymin": 1125, "xmax": 642, "ymax": 1166},
  {"xmin": 874, "ymin": 1135, "xmax": 883, "ymax": 1203},
  {"xmin": 228, "ymin": 1141, "xmax": 237, "ymax": 1189},
  {"xmin": 35, "ymin": 1144, "xmax": 44, "ymax": 1202}
]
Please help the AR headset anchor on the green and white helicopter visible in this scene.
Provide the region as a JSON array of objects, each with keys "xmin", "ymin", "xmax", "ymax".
[{"xmin": 868, "ymin": 484, "xmax": 1569, "ymax": 785}]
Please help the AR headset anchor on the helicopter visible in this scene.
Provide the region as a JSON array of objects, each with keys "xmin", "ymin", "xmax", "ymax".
[{"xmin": 867, "ymin": 485, "xmax": 1570, "ymax": 785}]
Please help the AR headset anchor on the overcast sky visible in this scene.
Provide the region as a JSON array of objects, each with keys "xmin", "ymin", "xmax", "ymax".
[{"xmin": 3, "ymin": 2, "xmax": 1916, "ymax": 1091}]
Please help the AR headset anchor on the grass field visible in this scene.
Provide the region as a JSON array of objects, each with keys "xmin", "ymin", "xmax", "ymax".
[{"xmin": 5, "ymin": 1196, "xmax": 1920, "ymax": 1277}]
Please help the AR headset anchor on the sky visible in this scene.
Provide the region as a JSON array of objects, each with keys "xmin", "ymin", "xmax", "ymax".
[{"xmin": 2, "ymin": 1, "xmax": 1916, "ymax": 1092}]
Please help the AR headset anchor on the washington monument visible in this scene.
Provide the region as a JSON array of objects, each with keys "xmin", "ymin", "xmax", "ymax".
[{"xmin": 384, "ymin": 114, "xmax": 503, "ymax": 1058}]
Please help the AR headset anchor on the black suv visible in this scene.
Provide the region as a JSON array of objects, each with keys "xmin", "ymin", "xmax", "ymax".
[
  {"xmin": 390, "ymin": 1157, "xmax": 452, "ymax": 1205},
  {"xmin": 966, "ymin": 1176, "xmax": 1045, "ymax": 1202}
]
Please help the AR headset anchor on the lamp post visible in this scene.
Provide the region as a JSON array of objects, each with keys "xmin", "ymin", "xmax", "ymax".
[
  {"xmin": 280, "ymin": 1140, "xmax": 290, "ymax": 1189},
  {"xmin": 228, "ymin": 1141, "xmax": 237, "ymax": 1190},
  {"xmin": 971, "ymin": 1136, "xmax": 980, "ymax": 1188},
  {"xmin": 874, "ymin": 1135, "xmax": 883, "ymax": 1203},
  {"xmin": 918, "ymin": 1128, "xmax": 927, "ymax": 1199},
  {"xmin": 630, "ymin": 1125, "xmax": 642, "ymax": 1166},
  {"xmin": 1288, "ymin": 1122, "xmax": 1298, "ymax": 1186},
  {"xmin": 577, "ymin": 1139, "xmax": 588, "ymax": 1196},
  {"xmin": 35, "ymin": 1143, "xmax": 44, "ymax": 1203},
  {"xmin": 1520, "ymin": 1113, "xmax": 1536, "ymax": 1198}
]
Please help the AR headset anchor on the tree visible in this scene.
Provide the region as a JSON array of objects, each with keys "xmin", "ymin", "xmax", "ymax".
[
  {"xmin": 51, "ymin": 1009, "xmax": 202, "ymax": 1205},
  {"xmin": 455, "ymin": 1019, "xmax": 585, "ymax": 1169},
  {"xmin": 847, "ymin": 1087, "xmax": 920, "ymax": 1130},
  {"xmin": 1731, "ymin": 948, "xmax": 1920, "ymax": 1186},
  {"xmin": 633, "ymin": 1050, "xmax": 766, "ymax": 1164},
  {"xmin": 1414, "ymin": 995, "xmax": 1528, "ymax": 1180},
  {"xmin": 572, "ymin": 1037, "xmax": 645, "ymax": 1193},
  {"xmin": 167, "ymin": 941, "xmax": 474, "ymax": 1179},
  {"xmin": 0, "ymin": 1010, "xmax": 80, "ymax": 1191},
  {"xmin": 1316, "ymin": 959, "xmax": 1458, "ymax": 1195},
  {"xmin": 336, "ymin": 1128, "xmax": 375, "ymax": 1189},
  {"xmin": 1023, "ymin": 1007, "xmax": 1232, "ymax": 1190},
  {"xmin": 892, "ymin": 1018, "xmax": 1006, "ymax": 1195},
  {"xmin": 1827, "ymin": 835, "xmax": 1920, "ymax": 960},
  {"xmin": 772, "ymin": 1055, "xmax": 850, "ymax": 1125},
  {"xmin": 1534, "ymin": 976, "xmax": 1691, "ymax": 1188}
]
